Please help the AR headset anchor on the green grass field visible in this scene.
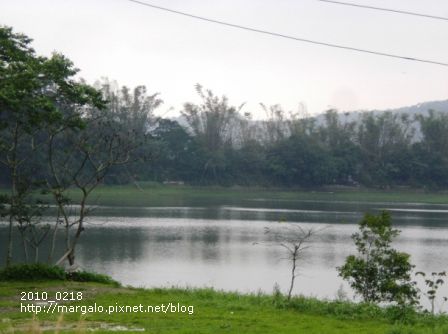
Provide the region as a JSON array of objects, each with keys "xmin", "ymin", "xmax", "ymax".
[
  {"xmin": 1, "ymin": 281, "xmax": 448, "ymax": 334},
  {"xmin": 3, "ymin": 183, "xmax": 448, "ymax": 207},
  {"xmin": 57, "ymin": 184, "xmax": 448, "ymax": 207}
]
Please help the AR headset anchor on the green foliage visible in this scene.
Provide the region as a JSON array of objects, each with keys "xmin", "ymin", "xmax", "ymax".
[
  {"xmin": 0, "ymin": 25, "xmax": 106, "ymax": 267},
  {"xmin": 0, "ymin": 263, "xmax": 65, "ymax": 281},
  {"xmin": 287, "ymin": 296, "xmax": 419, "ymax": 323},
  {"xmin": 0, "ymin": 26, "xmax": 104, "ymax": 134},
  {"xmin": 67, "ymin": 270, "xmax": 120, "ymax": 286},
  {"xmin": 139, "ymin": 99, "xmax": 448, "ymax": 188},
  {"xmin": 0, "ymin": 264, "xmax": 118, "ymax": 285},
  {"xmin": 338, "ymin": 211, "xmax": 418, "ymax": 306},
  {"xmin": 416, "ymin": 271, "xmax": 447, "ymax": 314},
  {"xmin": 3, "ymin": 28, "xmax": 448, "ymax": 190}
]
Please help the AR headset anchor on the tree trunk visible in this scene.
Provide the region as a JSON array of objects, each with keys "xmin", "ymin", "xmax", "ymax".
[
  {"xmin": 6, "ymin": 124, "xmax": 19, "ymax": 267},
  {"xmin": 22, "ymin": 233, "xmax": 29, "ymax": 263},
  {"xmin": 6, "ymin": 216, "xmax": 14, "ymax": 267},
  {"xmin": 48, "ymin": 218, "xmax": 59, "ymax": 264},
  {"xmin": 287, "ymin": 247, "xmax": 298, "ymax": 300},
  {"xmin": 34, "ymin": 246, "xmax": 39, "ymax": 263}
]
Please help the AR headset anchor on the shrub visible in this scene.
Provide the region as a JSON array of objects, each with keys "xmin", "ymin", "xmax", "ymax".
[
  {"xmin": 338, "ymin": 211, "xmax": 418, "ymax": 306},
  {"xmin": 0, "ymin": 264, "xmax": 118, "ymax": 286},
  {"xmin": 0, "ymin": 263, "xmax": 66, "ymax": 281},
  {"xmin": 67, "ymin": 270, "xmax": 120, "ymax": 286}
]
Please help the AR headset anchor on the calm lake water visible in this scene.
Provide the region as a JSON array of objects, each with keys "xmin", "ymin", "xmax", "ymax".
[{"xmin": 1, "ymin": 196, "xmax": 448, "ymax": 309}]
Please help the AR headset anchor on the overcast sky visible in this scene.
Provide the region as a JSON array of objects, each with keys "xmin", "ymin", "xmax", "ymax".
[{"xmin": 2, "ymin": 0, "xmax": 448, "ymax": 118}]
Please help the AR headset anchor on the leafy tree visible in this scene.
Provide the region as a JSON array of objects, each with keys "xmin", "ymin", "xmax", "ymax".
[
  {"xmin": 95, "ymin": 79, "xmax": 162, "ymax": 184},
  {"xmin": 260, "ymin": 104, "xmax": 291, "ymax": 144},
  {"xmin": 229, "ymin": 141, "xmax": 268, "ymax": 186},
  {"xmin": 0, "ymin": 26, "xmax": 103, "ymax": 266},
  {"xmin": 356, "ymin": 112, "xmax": 414, "ymax": 186},
  {"xmin": 338, "ymin": 211, "xmax": 417, "ymax": 306},
  {"xmin": 181, "ymin": 84, "xmax": 243, "ymax": 183},
  {"xmin": 318, "ymin": 110, "xmax": 359, "ymax": 184},
  {"xmin": 267, "ymin": 133, "xmax": 334, "ymax": 186},
  {"xmin": 412, "ymin": 110, "xmax": 448, "ymax": 187},
  {"xmin": 149, "ymin": 118, "xmax": 204, "ymax": 182}
]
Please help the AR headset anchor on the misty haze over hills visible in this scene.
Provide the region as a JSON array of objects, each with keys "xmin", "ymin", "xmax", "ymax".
[
  {"xmin": 337, "ymin": 99, "xmax": 448, "ymax": 123},
  {"xmin": 173, "ymin": 99, "xmax": 448, "ymax": 132},
  {"xmin": 373, "ymin": 99, "xmax": 448, "ymax": 115}
]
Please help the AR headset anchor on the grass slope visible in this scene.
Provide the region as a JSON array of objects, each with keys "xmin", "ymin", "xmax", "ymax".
[{"xmin": 1, "ymin": 281, "xmax": 448, "ymax": 333}]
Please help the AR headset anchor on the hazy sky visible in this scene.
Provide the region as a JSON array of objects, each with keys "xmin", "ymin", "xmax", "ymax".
[{"xmin": 2, "ymin": 0, "xmax": 448, "ymax": 118}]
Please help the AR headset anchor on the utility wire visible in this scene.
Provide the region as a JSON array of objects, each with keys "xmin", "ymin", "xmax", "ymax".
[
  {"xmin": 126, "ymin": 0, "xmax": 448, "ymax": 67},
  {"xmin": 318, "ymin": 0, "xmax": 448, "ymax": 22}
]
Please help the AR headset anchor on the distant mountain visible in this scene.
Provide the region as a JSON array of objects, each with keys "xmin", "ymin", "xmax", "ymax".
[
  {"xmin": 386, "ymin": 99, "xmax": 448, "ymax": 115},
  {"xmin": 167, "ymin": 99, "xmax": 448, "ymax": 141},
  {"xmin": 312, "ymin": 100, "xmax": 448, "ymax": 142},
  {"xmin": 334, "ymin": 99, "xmax": 448, "ymax": 123}
]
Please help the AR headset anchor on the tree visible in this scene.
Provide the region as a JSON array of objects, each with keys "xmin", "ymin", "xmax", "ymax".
[
  {"xmin": 356, "ymin": 112, "xmax": 414, "ymax": 186},
  {"xmin": 338, "ymin": 211, "xmax": 417, "ymax": 306},
  {"xmin": 318, "ymin": 110, "xmax": 359, "ymax": 184},
  {"xmin": 45, "ymin": 82, "xmax": 160, "ymax": 267},
  {"xmin": 260, "ymin": 104, "xmax": 290, "ymax": 144},
  {"xmin": 264, "ymin": 224, "xmax": 320, "ymax": 300},
  {"xmin": 181, "ymin": 84, "xmax": 243, "ymax": 183},
  {"xmin": 94, "ymin": 79, "xmax": 162, "ymax": 184},
  {"xmin": 266, "ymin": 133, "xmax": 334, "ymax": 186},
  {"xmin": 412, "ymin": 110, "xmax": 448, "ymax": 188},
  {"xmin": 0, "ymin": 26, "xmax": 104, "ymax": 266},
  {"xmin": 149, "ymin": 119, "xmax": 203, "ymax": 182}
]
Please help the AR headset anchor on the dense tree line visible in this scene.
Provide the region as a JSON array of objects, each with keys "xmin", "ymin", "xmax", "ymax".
[
  {"xmin": 2, "ymin": 78, "xmax": 448, "ymax": 189},
  {"xmin": 2, "ymin": 27, "xmax": 448, "ymax": 192},
  {"xmin": 143, "ymin": 89, "xmax": 448, "ymax": 188}
]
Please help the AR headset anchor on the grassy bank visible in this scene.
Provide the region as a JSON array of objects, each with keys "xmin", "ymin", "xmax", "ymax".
[
  {"xmin": 1, "ymin": 281, "xmax": 448, "ymax": 334},
  {"xmin": 3, "ymin": 184, "xmax": 448, "ymax": 207},
  {"xmin": 60, "ymin": 184, "xmax": 448, "ymax": 207}
]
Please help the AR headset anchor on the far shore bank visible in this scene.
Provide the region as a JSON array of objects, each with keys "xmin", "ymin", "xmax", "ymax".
[
  {"xmin": 2, "ymin": 183, "xmax": 448, "ymax": 206},
  {"xmin": 61, "ymin": 184, "xmax": 448, "ymax": 206}
]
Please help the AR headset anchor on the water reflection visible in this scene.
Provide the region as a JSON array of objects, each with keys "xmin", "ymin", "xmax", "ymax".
[
  {"xmin": 73, "ymin": 200, "xmax": 448, "ymax": 227},
  {"xmin": 73, "ymin": 218, "xmax": 448, "ymax": 301},
  {"xmin": 0, "ymin": 200, "xmax": 447, "ymax": 309},
  {"xmin": 80, "ymin": 227, "xmax": 146, "ymax": 263}
]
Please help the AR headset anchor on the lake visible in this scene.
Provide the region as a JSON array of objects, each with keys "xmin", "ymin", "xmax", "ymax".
[{"xmin": 1, "ymin": 196, "xmax": 448, "ymax": 309}]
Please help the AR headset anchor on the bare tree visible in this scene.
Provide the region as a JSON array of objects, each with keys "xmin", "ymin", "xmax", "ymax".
[
  {"xmin": 264, "ymin": 224, "xmax": 322, "ymax": 300},
  {"xmin": 45, "ymin": 84, "xmax": 160, "ymax": 267}
]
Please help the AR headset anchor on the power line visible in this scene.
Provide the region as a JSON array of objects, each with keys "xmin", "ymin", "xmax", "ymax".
[
  {"xmin": 318, "ymin": 0, "xmax": 448, "ymax": 21},
  {"xmin": 126, "ymin": 0, "xmax": 448, "ymax": 68}
]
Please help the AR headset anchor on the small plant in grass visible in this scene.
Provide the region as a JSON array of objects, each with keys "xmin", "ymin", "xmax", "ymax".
[
  {"xmin": 335, "ymin": 284, "xmax": 348, "ymax": 302},
  {"xmin": 338, "ymin": 211, "xmax": 418, "ymax": 307},
  {"xmin": 415, "ymin": 271, "xmax": 447, "ymax": 314}
]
